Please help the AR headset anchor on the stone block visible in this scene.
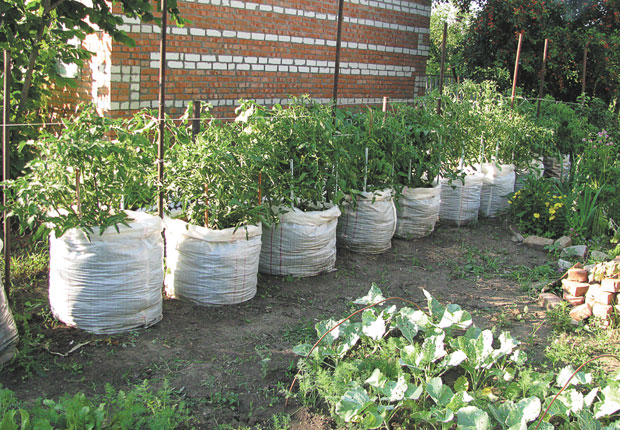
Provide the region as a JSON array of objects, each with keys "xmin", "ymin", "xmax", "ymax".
[
  {"xmin": 524, "ymin": 236, "xmax": 554, "ymax": 250},
  {"xmin": 590, "ymin": 250, "xmax": 611, "ymax": 262},
  {"xmin": 561, "ymin": 245, "xmax": 588, "ymax": 260},
  {"xmin": 554, "ymin": 236, "xmax": 572, "ymax": 250},
  {"xmin": 601, "ymin": 278, "xmax": 620, "ymax": 293},
  {"xmin": 563, "ymin": 291, "xmax": 585, "ymax": 306},
  {"xmin": 592, "ymin": 303, "xmax": 614, "ymax": 319},
  {"xmin": 570, "ymin": 304, "xmax": 592, "ymax": 321},
  {"xmin": 539, "ymin": 292, "xmax": 562, "ymax": 310},
  {"xmin": 561, "ymin": 279, "xmax": 590, "ymax": 297},
  {"xmin": 567, "ymin": 268, "xmax": 588, "ymax": 283}
]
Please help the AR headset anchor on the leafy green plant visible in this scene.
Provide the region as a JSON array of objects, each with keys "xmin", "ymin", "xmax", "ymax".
[
  {"xmin": 3, "ymin": 104, "xmax": 155, "ymax": 238},
  {"xmin": 292, "ymin": 285, "xmax": 620, "ymax": 429},
  {"xmin": 165, "ymin": 103, "xmax": 269, "ymax": 229},
  {"xmin": 508, "ymin": 175, "xmax": 568, "ymax": 238},
  {"xmin": 0, "ymin": 380, "xmax": 191, "ymax": 429}
]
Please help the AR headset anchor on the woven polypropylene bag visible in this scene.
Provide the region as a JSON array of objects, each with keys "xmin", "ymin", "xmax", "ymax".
[
  {"xmin": 49, "ymin": 211, "xmax": 164, "ymax": 334},
  {"xmin": 479, "ymin": 163, "xmax": 516, "ymax": 218},
  {"xmin": 439, "ymin": 173, "xmax": 483, "ymax": 226},
  {"xmin": 395, "ymin": 183, "xmax": 441, "ymax": 239},
  {"xmin": 515, "ymin": 158, "xmax": 544, "ymax": 191},
  {"xmin": 0, "ymin": 240, "xmax": 17, "ymax": 368},
  {"xmin": 165, "ymin": 218, "xmax": 261, "ymax": 305},
  {"xmin": 260, "ymin": 204, "xmax": 340, "ymax": 277},
  {"xmin": 337, "ymin": 189, "xmax": 397, "ymax": 254}
]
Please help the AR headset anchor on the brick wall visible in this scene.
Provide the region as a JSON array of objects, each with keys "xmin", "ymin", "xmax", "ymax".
[{"xmin": 100, "ymin": 0, "xmax": 430, "ymax": 118}]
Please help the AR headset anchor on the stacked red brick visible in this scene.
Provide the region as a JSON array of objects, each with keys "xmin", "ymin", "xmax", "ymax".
[
  {"xmin": 107, "ymin": 0, "xmax": 431, "ymax": 117},
  {"xmin": 565, "ymin": 260, "xmax": 620, "ymax": 322}
]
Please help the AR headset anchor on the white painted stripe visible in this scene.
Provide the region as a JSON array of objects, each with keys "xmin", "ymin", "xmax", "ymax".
[
  {"xmin": 109, "ymin": 96, "xmax": 415, "ymax": 110},
  {"xmin": 130, "ymin": 21, "xmax": 427, "ymax": 57},
  {"xmin": 147, "ymin": 52, "xmax": 415, "ymax": 77},
  {"xmin": 118, "ymin": 3, "xmax": 430, "ymax": 36}
]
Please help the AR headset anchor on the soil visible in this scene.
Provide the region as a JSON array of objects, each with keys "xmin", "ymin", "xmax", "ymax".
[{"xmin": 0, "ymin": 217, "xmax": 557, "ymax": 429}]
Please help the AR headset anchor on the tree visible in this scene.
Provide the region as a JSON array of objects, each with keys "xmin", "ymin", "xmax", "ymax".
[
  {"xmin": 460, "ymin": 0, "xmax": 620, "ymax": 103},
  {"xmin": 0, "ymin": 0, "xmax": 182, "ymax": 152}
]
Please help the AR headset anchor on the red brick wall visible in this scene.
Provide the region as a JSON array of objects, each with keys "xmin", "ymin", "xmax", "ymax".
[{"xmin": 107, "ymin": 0, "xmax": 430, "ymax": 118}]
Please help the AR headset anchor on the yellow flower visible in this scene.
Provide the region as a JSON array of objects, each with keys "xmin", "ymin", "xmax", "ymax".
[
  {"xmin": 545, "ymin": 202, "xmax": 550, "ymax": 207},
  {"xmin": 550, "ymin": 216, "xmax": 556, "ymax": 221},
  {"xmin": 533, "ymin": 213, "xmax": 540, "ymax": 219},
  {"xmin": 549, "ymin": 208, "xmax": 556, "ymax": 215}
]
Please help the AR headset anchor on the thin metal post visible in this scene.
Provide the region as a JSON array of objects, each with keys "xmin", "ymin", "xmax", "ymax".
[
  {"xmin": 581, "ymin": 43, "xmax": 588, "ymax": 103},
  {"xmin": 192, "ymin": 99, "xmax": 201, "ymax": 141},
  {"xmin": 157, "ymin": 0, "xmax": 168, "ymax": 218},
  {"xmin": 436, "ymin": 22, "xmax": 447, "ymax": 115},
  {"xmin": 510, "ymin": 31, "xmax": 524, "ymax": 110},
  {"xmin": 2, "ymin": 50, "xmax": 10, "ymax": 292},
  {"xmin": 536, "ymin": 39, "xmax": 549, "ymax": 117},
  {"xmin": 332, "ymin": 0, "xmax": 345, "ymax": 114}
]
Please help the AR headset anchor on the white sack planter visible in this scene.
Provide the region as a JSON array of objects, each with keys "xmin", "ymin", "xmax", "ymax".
[
  {"xmin": 49, "ymin": 211, "xmax": 164, "ymax": 334},
  {"xmin": 260, "ymin": 204, "xmax": 340, "ymax": 277},
  {"xmin": 337, "ymin": 189, "xmax": 397, "ymax": 254},
  {"xmin": 0, "ymin": 240, "xmax": 18, "ymax": 367},
  {"xmin": 544, "ymin": 154, "xmax": 570, "ymax": 180},
  {"xmin": 439, "ymin": 172, "xmax": 484, "ymax": 226},
  {"xmin": 165, "ymin": 218, "xmax": 261, "ymax": 306},
  {"xmin": 515, "ymin": 158, "xmax": 544, "ymax": 191},
  {"xmin": 479, "ymin": 163, "xmax": 516, "ymax": 218},
  {"xmin": 395, "ymin": 183, "xmax": 441, "ymax": 239}
]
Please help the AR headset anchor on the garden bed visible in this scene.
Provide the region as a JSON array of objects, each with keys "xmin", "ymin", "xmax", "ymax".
[{"xmin": 0, "ymin": 218, "xmax": 573, "ymax": 429}]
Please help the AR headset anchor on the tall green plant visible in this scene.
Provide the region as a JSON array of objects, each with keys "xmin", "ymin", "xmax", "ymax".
[
  {"xmin": 165, "ymin": 104, "xmax": 269, "ymax": 230},
  {"xmin": 3, "ymin": 104, "xmax": 154, "ymax": 238}
]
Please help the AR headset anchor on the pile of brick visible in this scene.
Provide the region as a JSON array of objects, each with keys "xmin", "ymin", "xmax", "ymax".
[{"xmin": 562, "ymin": 259, "xmax": 620, "ymax": 322}]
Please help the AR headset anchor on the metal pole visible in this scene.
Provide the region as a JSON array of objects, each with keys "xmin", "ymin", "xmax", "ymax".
[
  {"xmin": 2, "ymin": 50, "xmax": 10, "ymax": 293},
  {"xmin": 437, "ymin": 22, "xmax": 448, "ymax": 115},
  {"xmin": 332, "ymin": 0, "xmax": 345, "ymax": 114},
  {"xmin": 192, "ymin": 99, "xmax": 201, "ymax": 141},
  {"xmin": 581, "ymin": 43, "xmax": 588, "ymax": 103},
  {"xmin": 510, "ymin": 31, "xmax": 524, "ymax": 110},
  {"xmin": 536, "ymin": 38, "xmax": 549, "ymax": 117},
  {"xmin": 157, "ymin": 0, "xmax": 168, "ymax": 218}
]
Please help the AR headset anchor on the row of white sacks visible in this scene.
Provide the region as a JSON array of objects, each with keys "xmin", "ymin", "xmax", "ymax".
[{"xmin": 14, "ymin": 162, "xmax": 530, "ymax": 342}]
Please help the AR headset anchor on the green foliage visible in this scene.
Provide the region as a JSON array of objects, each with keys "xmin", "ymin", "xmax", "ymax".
[
  {"xmin": 508, "ymin": 175, "xmax": 569, "ymax": 238},
  {"xmin": 0, "ymin": 380, "xmax": 191, "ymax": 429},
  {"xmin": 165, "ymin": 103, "xmax": 270, "ymax": 229},
  {"xmin": 2, "ymin": 105, "xmax": 155, "ymax": 238},
  {"xmin": 294, "ymin": 285, "xmax": 620, "ymax": 429},
  {"xmin": 461, "ymin": 0, "xmax": 620, "ymax": 104}
]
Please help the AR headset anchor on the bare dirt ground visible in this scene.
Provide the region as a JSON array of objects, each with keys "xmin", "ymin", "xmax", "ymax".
[{"xmin": 0, "ymin": 217, "xmax": 556, "ymax": 429}]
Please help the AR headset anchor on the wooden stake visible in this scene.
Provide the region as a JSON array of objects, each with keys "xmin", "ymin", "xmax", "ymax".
[
  {"xmin": 258, "ymin": 172, "xmax": 262, "ymax": 205},
  {"xmin": 437, "ymin": 21, "xmax": 448, "ymax": 115},
  {"xmin": 204, "ymin": 183, "xmax": 209, "ymax": 228},
  {"xmin": 536, "ymin": 39, "xmax": 549, "ymax": 117},
  {"xmin": 75, "ymin": 168, "xmax": 82, "ymax": 218},
  {"xmin": 3, "ymin": 49, "xmax": 11, "ymax": 292},
  {"xmin": 581, "ymin": 43, "xmax": 588, "ymax": 103},
  {"xmin": 510, "ymin": 31, "xmax": 524, "ymax": 110}
]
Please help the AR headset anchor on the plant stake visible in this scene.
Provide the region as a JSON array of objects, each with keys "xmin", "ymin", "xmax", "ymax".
[
  {"xmin": 75, "ymin": 168, "xmax": 82, "ymax": 219},
  {"xmin": 290, "ymin": 159, "xmax": 294, "ymax": 201},
  {"xmin": 364, "ymin": 147, "xmax": 368, "ymax": 193},
  {"xmin": 510, "ymin": 31, "xmax": 524, "ymax": 110},
  {"xmin": 536, "ymin": 39, "xmax": 549, "ymax": 117},
  {"xmin": 204, "ymin": 183, "xmax": 209, "ymax": 228},
  {"xmin": 3, "ymin": 49, "xmax": 10, "ymax": 290}
]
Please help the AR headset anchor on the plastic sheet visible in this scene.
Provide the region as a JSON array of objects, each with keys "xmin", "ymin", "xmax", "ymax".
[
  {"xmin": 49, "ymin": 211, "xmax": 164, "ymax": 334},
  {"xmin": 0, "ymin": 240, "xmax": 17, "ymax": 368},
  {"xmin": 165, "ymin": 218, "xmax": 261, "ymax": 305},
  {"xmin": 260, "ymin": 204, "xmax": 341, "ymax": 277},
  {"xmin": 395, "ymin": 183, "xmax": 441, "ymax": 239},
  {"xmin": 337, "ymin": 189, "xmax": 397, "ymax": 254},
  {"xmin": 439, "ymin": 172, "xmax": 484, "ymax": 226},
  {"xmin": 479, "ymin": 163, "xmax": 516, "ymax": 218}
]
